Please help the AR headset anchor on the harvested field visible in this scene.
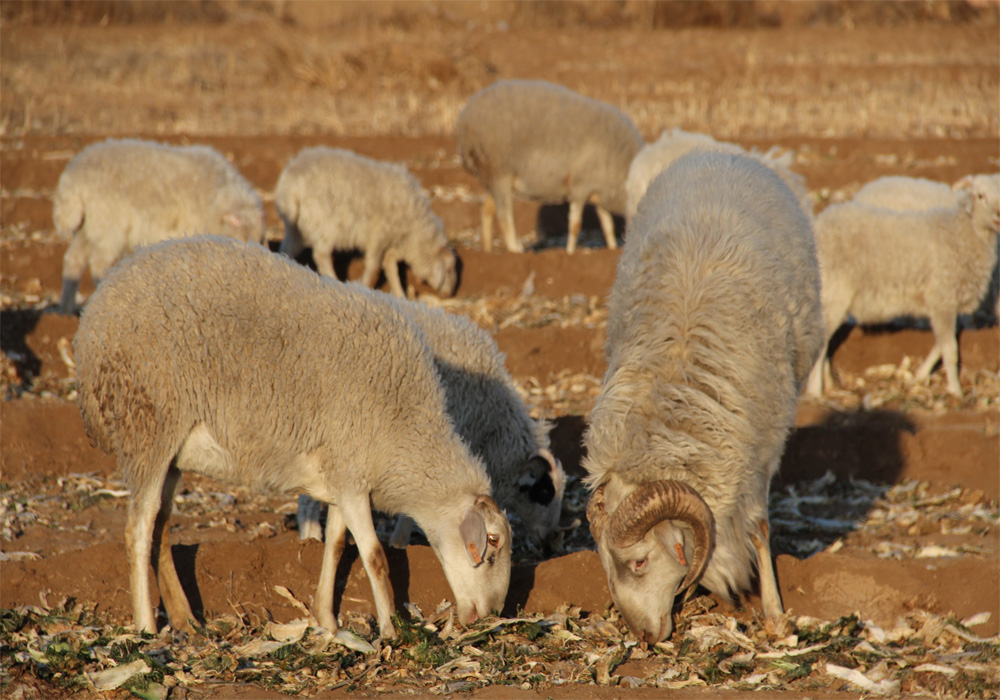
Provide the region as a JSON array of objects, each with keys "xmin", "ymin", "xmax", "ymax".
[{"xmin": 1, "ymin": 2, "xmax": 998, "ymax": 698}]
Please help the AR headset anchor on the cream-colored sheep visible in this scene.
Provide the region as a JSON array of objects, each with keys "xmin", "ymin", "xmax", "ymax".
[
  {"xmin": 74, "ymin": 236, "xmax": 511, "ymax": 640},
  {"xmin": 457, "ymin": 79, "xmax": 643, "ymax": 254},
  {"xmin": 53, "ymin": 138, "xmax": 265, "ymax": 313},
  {"xmin": 276, "ymin": 147, "xmax": 456, "ymax": 298},
  {"xmin": 585, "ymin": 151, "xmax": 823, "ymax": 644}
]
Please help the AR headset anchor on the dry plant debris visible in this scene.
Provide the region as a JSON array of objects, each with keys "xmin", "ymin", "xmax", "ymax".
[{"xmin": 2, "ymin": 591, "xmax": 997, "ymax": 698}]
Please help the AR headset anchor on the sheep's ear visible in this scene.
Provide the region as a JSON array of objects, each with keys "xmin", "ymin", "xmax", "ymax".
[
  {"xmin": 222, "ymin": 212, "xmax": 244, "ymax": 228},
  {"xmin": 953, "ymin": 176, "xmax": 974, "ymax": 192},
  {"xmin": 460, "ymin": 506, "xmax": 488, "ymax": 566}
]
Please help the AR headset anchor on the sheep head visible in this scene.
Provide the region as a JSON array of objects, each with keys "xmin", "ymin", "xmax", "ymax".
[
  {"xmin": 434, "ymin": 494, "xmax": 511, "ymax": 626},
  {"xmin": 588, "ymin": 479, "xmax": 714, "ymax": 644},
  {"xmin": 514, "ymin": 448, "xmax": 566, "ymax": 549}
]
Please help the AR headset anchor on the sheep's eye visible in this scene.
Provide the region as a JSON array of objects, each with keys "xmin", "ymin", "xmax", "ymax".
[
  {"xmin": 487, "ymin": 534, "xmax": 500, "ymax": 548},
  {"xmin": 634, "ymin": 557, "xmax": 647, "ymax": 571}
]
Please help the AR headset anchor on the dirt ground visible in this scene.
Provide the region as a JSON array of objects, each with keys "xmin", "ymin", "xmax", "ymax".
[{"xmin": 1, "ymin": 2, "xmax": 999, "ymax": 698}]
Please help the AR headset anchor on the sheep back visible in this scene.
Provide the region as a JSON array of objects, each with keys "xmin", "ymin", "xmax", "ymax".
[
  {"xmin": 586, "ymin": 151, "xmax": 823, "ymax": 596},
  {"xmin": 851, "ymin": 175, "xmax": 957, "ymax": 211},
  {"xmin": 457, "ymin": 80, "xmax": 643, "ymax": 215}
]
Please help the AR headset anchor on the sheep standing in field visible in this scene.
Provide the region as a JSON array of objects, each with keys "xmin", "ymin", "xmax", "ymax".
[
  {"xmin": 625, "ymin": 128, "xmax": 812, "ymax": 221},
  {"xmin": 584, "ymin": 151, "xmax": 824, "ymax": 644},
  {"xmin": 52, "ymin": 138, "xmax": 266, "ymax": 314},
  {"xmin": 806, "ymin": 173, "xmax": 1000, "ymax": 398},
  {"xmin": 457, "ymin": 79, "xmax": 643, "ymax": 254},
  {"xmin": 298, "ymin": 299, "xmax": 565, "ymax": 549},
  {"xmin": 851, "ymin": 174, "xmax": 1000, "ymax": 323},
  {"xmin": 276, "ymin": 147, "xmax": 457, "ymax": 298},
  {"xmin": 74, "ymin": 236, "xmax": 510, "ymax": 639}
]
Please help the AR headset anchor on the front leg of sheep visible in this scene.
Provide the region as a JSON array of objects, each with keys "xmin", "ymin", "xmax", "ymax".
[
  {"xmin": 59, "ymin": 234, "xmax": 92, "ymax": 314},
  {"xmin": 566, "ymin": 199, "xmax": 585, "ymax": 255},
  {"xmin": 594, "ymin": 203, "xmax": 618, "ymax": 251},
  {"xmin": 750, "ymin": 518, "xmax": 784, "ymax": 619},
  {"xmin": 923, "ymin": 311, "xmax": 962, "ymax": 396},
  {"xmin": 381, "ymin": 249, "xmax": 408, "ymax": 298},
  {"xmin": 313, "ymin": 503, "xmax": 347, "ymax": 632},
  {"xmin": 336, "ymin": 492, "xmax": 397, "ymax": 638}
]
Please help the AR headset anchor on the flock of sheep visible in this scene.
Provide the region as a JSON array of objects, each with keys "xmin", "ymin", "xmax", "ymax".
[{"xmin": 57, "ymin": 78, "xmax": 1000, "ymax": 645}]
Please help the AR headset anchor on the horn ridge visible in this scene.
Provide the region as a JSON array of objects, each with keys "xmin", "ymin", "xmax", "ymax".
[
  {"xmin": 609, "ymin": 480, "xmax": 714, "ymax": 592},
  {"xmin": 586, "ymin": 484, "xmax": 610, "ymax": 544}
]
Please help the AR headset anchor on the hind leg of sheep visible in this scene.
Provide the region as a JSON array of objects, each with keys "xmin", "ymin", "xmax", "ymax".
[
  {"xmin": 389, "ymin": 515, "xmax": 415, "ymax": 549},
  {"xmin": 595, "ymin": 204, "xmax": 618, "ymax": 251},
  {"xmin": 59, "ymin": 235, "xmax": 91, "ymax": 314},
  {"xmin": 481, "ymin": 193, "xmax": 497, "ymax": 253},
  {"xmin": 125, "ymin": 463, "xmax": 172, "ymax": 634},
  {"xmin": 751, "ymin": 519, "xmax": 784, "ymax": 619},
  {"xmin": 314, "ymin": 503, "xmax": 347, "ymax": 632},
  {"xmin": 151, "ymin": 465, "xmax": 196, "ymax": 634},
  {"xmin": 338, "ymin": 493, "xmax": 397, "ymax": 639},
  {"xmin": 566, "ymin": 200, "xmax": 584, "ymax": 255},
  {"xmin": 492, "ymin": 180, "xmax": 523, "ymax": 253},
  {"xmin": 279, "ymin": 222, "xmax": 305, "ymax": 259}
]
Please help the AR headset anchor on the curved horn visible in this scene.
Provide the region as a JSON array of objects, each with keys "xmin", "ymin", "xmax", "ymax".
[
  {"xmin": 609, "ymin": 480, "xmax": 715, "ymax": 592},
  {"xmin": 586, "ymin": 484, "xmax": 610, "ymax": 544}
]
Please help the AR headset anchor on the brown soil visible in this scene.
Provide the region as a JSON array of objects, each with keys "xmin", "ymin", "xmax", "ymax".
[{"xmin": 1, "ymin": 3, "xmax": 999, "ymax": 697}]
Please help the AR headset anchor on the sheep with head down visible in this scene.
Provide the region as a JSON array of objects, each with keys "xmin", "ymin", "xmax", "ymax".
[{"xmin": 584, "ymin": 151, "xmax": 824, "ymax": 644}]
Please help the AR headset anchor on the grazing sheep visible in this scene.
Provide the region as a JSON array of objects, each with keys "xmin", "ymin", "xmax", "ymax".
[
  {"xmin": 806, "ymin": 173, "xmax": 1000, "ymax": 398},
  {"xmin": 74, "ymin": 236, "xmax": 510, "ymax": 639},
  {"xmin": 53, "ymin": 138, "xmax": 266, "ymax": 314},
  {"xmin": 276, "ymin": 147, "xmax": 457, "ymax": 298},
  {"xmin": 584, "ymin": 152, "xmax": 824, "ymax": 644},
  {"xmin": 298, "ymin": 299, "xmax": 565, "ymax": 549},
  {"xmin": 457, "ymin": 79, "xmax": 643, "ymax": 254},
  {"xmin": 625, "ymin": 128, "xmax": 812, "ymax": 221}
]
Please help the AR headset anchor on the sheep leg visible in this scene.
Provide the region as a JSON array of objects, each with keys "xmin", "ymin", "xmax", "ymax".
[
  {"xmin": 388, "ymin": 515, "xmax": 415, "ymax": 549},
  {"xmin": 337, "ymin": 493, "xmax": 396, "ymax": 638},
  {"xmin": 297, "ymin": 494, "xmax": 324, "ymax": 541},
  {"xmin": 125, "ymin": 464, "xmax": 171, "ymax": 634},
  {"xmin": 929, "ymin": 313, "xmax": 962, "ymax": 396},
  {"xmin": 481, "ymin": 193, "xmax": 496, "ymax": 253},
  {"xmin": 314, "ymin": 503, "xmax": 346, "ymax": 632},
  {"xmin": 360, "ymin": 248, "xmax": 386, "ymax": 289},
  {"xmin": 493, "ymin": 181, "xmax": 523, "ymax": 253},
  {"xmin": 311, "ymin": 244, "xmax": 337, "ymax": 279},
  {"xmin": 381, "ymin": 249, "xmax": 408, "ymax": 298},
  {"xmin": 278, "ymin": 222, "xmax": 305, "ymax": 259},
  {"xmin": 805, "ymin": 351, "xmax": 827, "ymax": 397},
  {"xmin": 913, "ymin": 344, "xmax": 942, "ymax": 382},
  {"xmin": 59, "ymin": 235, "xmax": 91, "ymax": 314},
  {"xmin": 751, "ymin": 518, "xmax": 784, "ymax": 619},
  {"xmin": 151, "ymin": 465, "xmax": 196, "ymax": 634},
  {"xmin": 566, "ymin": 199, "xmax": 584, "ymax": 255},
  {"xmin": 595, "ymin": 204, "xmax": 618, "ymax": 251}
]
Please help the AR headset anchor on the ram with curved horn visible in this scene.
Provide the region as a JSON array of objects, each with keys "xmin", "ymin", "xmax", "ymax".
[{"xmin": 583, "ymin": 151, "xmax": 824, "ymax": 644}]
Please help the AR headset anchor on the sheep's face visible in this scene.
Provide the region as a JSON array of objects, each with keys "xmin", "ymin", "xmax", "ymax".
[
  {"xmin": 597, "ymin": 513, "xmax": 692, "ymax": 644},
  {"xmin": 220, "ymin": 205, "xmax": 267, "ymax": 244},
  {"xmin": 423, "ymin": 246, "xmax": 458, "ymax": 297},
  {"xmin": 437, "ymin": 495, "xmax": 512, "ymax": 625},
  {"xmin": 588, "ymin": 478, "xmax": 714, "ymax": 645},
  {"xmin": 513, "ymin": 449, "xmax": 566, "ymax": 549},
  {"xmin": 964, "ymin": 173, "xmax": 1000, "ymax": 234}
]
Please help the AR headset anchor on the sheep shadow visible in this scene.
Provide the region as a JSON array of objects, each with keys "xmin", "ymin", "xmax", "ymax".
[
  {"xmin": 771, "ymin": 408, "xmax": 916, "ymax": 558},
  {"xmin": 531, "ymin": 203, "xmax": 626, "ymax": 251},
  {"xmin": 0, "ymin": 308, "xmax": 44, "ymax": 390}
]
